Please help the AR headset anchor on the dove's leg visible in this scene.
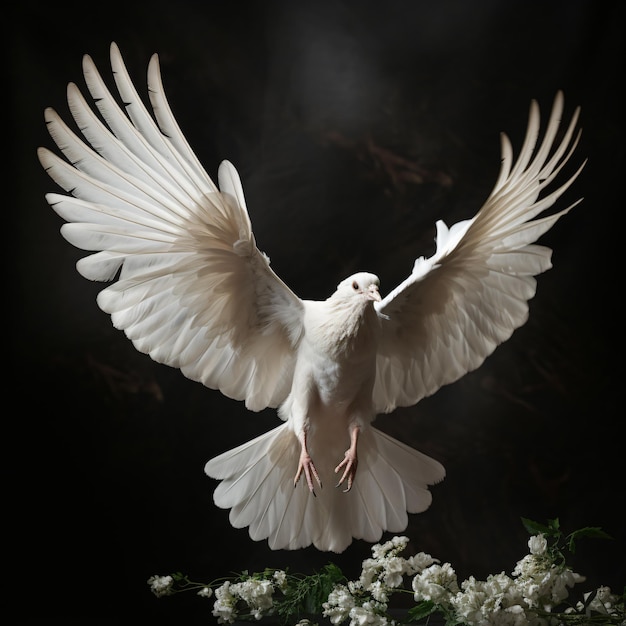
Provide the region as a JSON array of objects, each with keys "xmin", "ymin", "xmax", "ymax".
[
  {"xmin": 335, "ymin": 424, "xmax": 360, "ymax": 492},
  {"xmin": 294, "ymin": 430, "xmax": 322, "ymax": 495}
]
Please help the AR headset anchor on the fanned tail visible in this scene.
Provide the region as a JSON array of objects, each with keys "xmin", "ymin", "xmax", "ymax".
[
  {"xmin": 205, "ymin": 425, "xmax": 444, "ymax": 553},
  {"xmin": 205, "ymin": 424, "xmax": 323, "ymax": 551}
]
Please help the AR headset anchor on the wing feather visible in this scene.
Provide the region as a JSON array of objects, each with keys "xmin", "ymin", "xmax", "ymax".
[
  {"xmin": 39, "ymin": 42, "xmax": 304, "ymax": 411},
  {"xmin": 373, "ymin": 92, "xmax": 583, "ymax": 414},
  {"xmin": 146, "ymin": 52, "xmax": 210, "ymax": 185}
]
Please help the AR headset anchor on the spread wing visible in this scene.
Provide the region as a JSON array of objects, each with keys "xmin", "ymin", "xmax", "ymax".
[
  {"xmin": 372, "ymin": 91, "xmax": 584, "ymax": 414},
  {"xmin": 38, "ymin": 42, "xmax": 304, "ymax": 411}
]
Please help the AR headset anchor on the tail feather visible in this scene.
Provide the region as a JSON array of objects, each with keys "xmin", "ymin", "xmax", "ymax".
[
  {"xmin": 368, "ymin": 428, "xmax": 445, "ymax": 513},
  {"xmin": 204, "ymin": 424, "xmax": 444, "ymax": 553},
  {"xmin": 351, "ymin": 454, "xmax": 408, "ymax": 535}
]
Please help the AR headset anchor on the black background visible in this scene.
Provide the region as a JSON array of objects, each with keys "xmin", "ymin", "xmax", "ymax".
[{"xmin": 9, "ymin": 1, "xmax": 624, "ymax": 624}]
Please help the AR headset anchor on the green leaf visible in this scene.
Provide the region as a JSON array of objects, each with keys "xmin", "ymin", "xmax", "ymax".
[
  {"xmin": 566, "ymin": 527, "xmax": 613, "ymax": 553},
  {"xmin": 276, "ymin": 564, "xmax": 347, "ymax": 623},
  {"xmin": 521, "ymin": 517, "xmax": 563, "ymax": 539},
  {"xmin": 521, "ymin": 517, "xmax": 552, "ymax": 536},
  {"xmin": 407, "ymin": 600, "xmax": 437, "ymax": 621}
]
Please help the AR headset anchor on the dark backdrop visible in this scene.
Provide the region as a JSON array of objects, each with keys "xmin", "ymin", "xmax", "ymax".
[{"xmin": 9, "ymin": 1, "xmax": 624, "ymax": 624}]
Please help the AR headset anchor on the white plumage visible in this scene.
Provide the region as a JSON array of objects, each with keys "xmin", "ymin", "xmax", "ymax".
[{"xmin": 39, "ymin": 42, "xmax": 584, "ymax": 553}]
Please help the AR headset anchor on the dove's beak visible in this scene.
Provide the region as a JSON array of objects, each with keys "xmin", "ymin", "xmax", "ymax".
[{"xmin": 367, "ymin": 284, "xmax": 381, "ymax": 302}]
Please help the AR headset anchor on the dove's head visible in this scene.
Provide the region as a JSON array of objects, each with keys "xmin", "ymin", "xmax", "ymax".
[{"xmin": 335, "ymin": 272, "xmax": 381, "ymax": 303}]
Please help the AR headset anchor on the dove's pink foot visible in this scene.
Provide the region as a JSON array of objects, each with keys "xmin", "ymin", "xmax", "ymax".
[
  {"xmin": 335, "ymin": 425, "xmax": 360, "ymax": 492},
  {"xmin": 294, "ymin": 432, "xmax": 322, "ymax": 495}
]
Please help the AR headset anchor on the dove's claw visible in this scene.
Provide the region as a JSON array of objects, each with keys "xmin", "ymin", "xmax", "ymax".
[
  {"xmin": 335, "ymin": 451, "xmax": 358, "ymax": 492},
  {"xmin": 294, "ymin": 447, "xmax": 322, "ymax": 494},
  {"xmin": 335, "ymin": 425, "xmax": 360, "ymax": 492}
]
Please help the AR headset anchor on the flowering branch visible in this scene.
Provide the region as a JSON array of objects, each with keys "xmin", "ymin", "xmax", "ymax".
[{"xmin": 148, "ymin": 518, "xmax": 625, "ymax": 625}]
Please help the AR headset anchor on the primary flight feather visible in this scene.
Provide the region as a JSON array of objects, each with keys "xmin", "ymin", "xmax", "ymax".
[{"xmin": 39, "ymin": 42, "xmax": 584, "ymax": 553}]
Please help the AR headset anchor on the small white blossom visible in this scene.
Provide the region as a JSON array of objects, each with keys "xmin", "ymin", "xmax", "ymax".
[
  {"xmin": 231, "ymin": 578, "xmax": 275, "ymax": 619},
  {"xmin": 576, "ymin": 585, "xmax": 623, "ymax": 617},
  {"xmin": 349, "ymin": 579, "xmax": 363, "ymax": 594},
  {"xmin": 528, "ymin": 534, "xmax": 548, "ymax": 556},
  {"xmin": 450, "ymin": 574, "xmax": 539, "ymax": 626},
  {"xmin": 212, "ymin": 577, "xmax": 275, "ymax": 623},
  {"xmin": 412, "ymin": 562, "xmax": 459, "ymax": 605},
  {"xmin": 358, "ymin": 560, "xmax": 377, "ymax": 590},
  {"xmin": 451, "ymin": 575, "xmax": 492, "ymax": 625},
  {"xmin": 323, "ymin": 584, "xmax": 356, "ymax": 625},
  {"xmin": 512, "ymin": 553, "xmax": 540, "ymax": 579},
  {"xmin": 147, "ymin": 575, "xmax": 174, "ymax": 597},
  {"xmin": 381, "ymin": 555, "xmax": 406, "ymax": 588},
  {"xmin": 405, "ymin": 552, "xmax": 438, "ymax": 574},
  {"xmin": 212, "ymin": 581, "xmax": 237, "ymax": 624},
  {"xmin": 371, "ymin": 536, "xmax": 408, "ymax": 559},
  {"xmin": 550, "ymin": 568, "xmax": 583, "ymax": 606},
  {"xmin": 368, "ymin": 580, "xmax": 388, "ymax": 603},
  {"xmin": 349, "ymin": 601, "xmax": 388, "ymax": 626},
  {"xmin": 198, "ymin": 586, "xmax": 213, "ymax": 598},
  {"xmin": 358, "ymin": 537, "xmax": 418, "ymax": 594},
  {"xmin": 273, "ymin": 569, "xmax": 287, "ymax": 590},
  {"xmin": 513, "ymin": 552, "xmax": 583, "ymax": 612}
]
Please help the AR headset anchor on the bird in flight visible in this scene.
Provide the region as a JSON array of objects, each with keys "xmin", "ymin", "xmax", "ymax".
[{"xmin": 39, "ymin": 42, "xmax": 584, "ymax": 553}]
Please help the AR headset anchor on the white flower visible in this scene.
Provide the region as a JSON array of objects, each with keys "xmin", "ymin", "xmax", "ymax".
[
  {"xmin": 486, "ymin": 604, "xmax": 534, "ymax": 626},
  {"xmin": 212, "ymin": 581, "xmax": 237, "ymax": 624},
  {"xmin": 231, "ymin": 578, "xmax": 275, "ymax": 619},
  {"xmin": 273, "ymin": 569, "xmax": 287, "ymax": 590},
  {"xmin": 371, "ymin": 542, "xmax": 391, "ymax": 560},
  {"xmin": 359, "ymin": 559, "xmax": 378, "ymax": 590},
  {"xmin": 576, "ymin": 585, "xmax": 623, "ymax": 617},
  {"xmin": 390, "ymin": 535, "xmax": 409, "ymax": 550},
  {"xmin": 381, "ymin": 555, "xmax": 406, "ymax": 588},
  {"xmin": 450, "ymin": 574, "xmax": 541, "ymax": 626},
  {"xmin": 528, "ymin": 534, "xmax": 548, "ymax": 556},
  {"xmin": 405, "ymin": 552, "xmax": 438, "ymax": 574},
  {"xmin": 323, "ymin": 584, "xmax": 356, "ymax": 625},
  {"xmin": 368, "ymin": 580, "xmax": 388, "ymax": 603},
  {"xmin": 198, "ymin": 586, "xmax": 213, "ymax": 598},
  {"xmin": 349, "ymin": 601, "xmax": 388, "ymax": 626},
  {"xmin": 358, "ymin": 537, "xmax": 421, "ymax": 594},
  {"xmin": 512, "ymin": 554, "xmax": 539, "ymax": 579},
  {"xmin": 348, "ymin": 579, "xmax": 363, "ymax": 595},
  {"xmin": 550, "ymin": 568, "xmax": 583, "ymax": 605},
  {"xmin": 147, "ymin": 575, "xmax": 174, "ymax": 597},
  {"xmin": 412, "ymin": 562, "xmax": 459, "ymax": 605},
  {"xmin": 450, "ymin": 576, "xmax": 488, "ymax": 624},
  {"xmin": 512, "ymin": 551, "xmax": 583, "ymax": 612},
  {"xmin": 371, "ymin": 536, "xmax": 408, "ymax": 559}
]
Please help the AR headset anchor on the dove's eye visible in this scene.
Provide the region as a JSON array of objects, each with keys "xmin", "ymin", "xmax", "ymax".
[{"xmin": 352, "ymin": 281, "xmax": 359, "ymax": 290}]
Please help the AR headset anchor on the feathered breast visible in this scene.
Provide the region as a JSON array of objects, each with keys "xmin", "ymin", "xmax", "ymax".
[{"xmin": 306, "ymin": 298, "xmax": 380, "ymax": 362}]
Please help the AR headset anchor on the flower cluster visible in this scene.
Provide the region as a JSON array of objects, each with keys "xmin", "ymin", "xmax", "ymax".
[
  {"xmin": 148, "ymin": 519, "xmax": 624, "ymax": 625},
  {"xmin": 322, "ymin": 535, "xmax": 444, "ymax": 625},
  {"xmin": 211, "ymin": 577, "xmax": 276, "ymax": 622}
]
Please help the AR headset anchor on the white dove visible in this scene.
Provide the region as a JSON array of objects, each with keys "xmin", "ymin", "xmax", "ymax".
[{"xmin": 38, "ymin": 42, "xmax": 584, "ymax": 553}]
